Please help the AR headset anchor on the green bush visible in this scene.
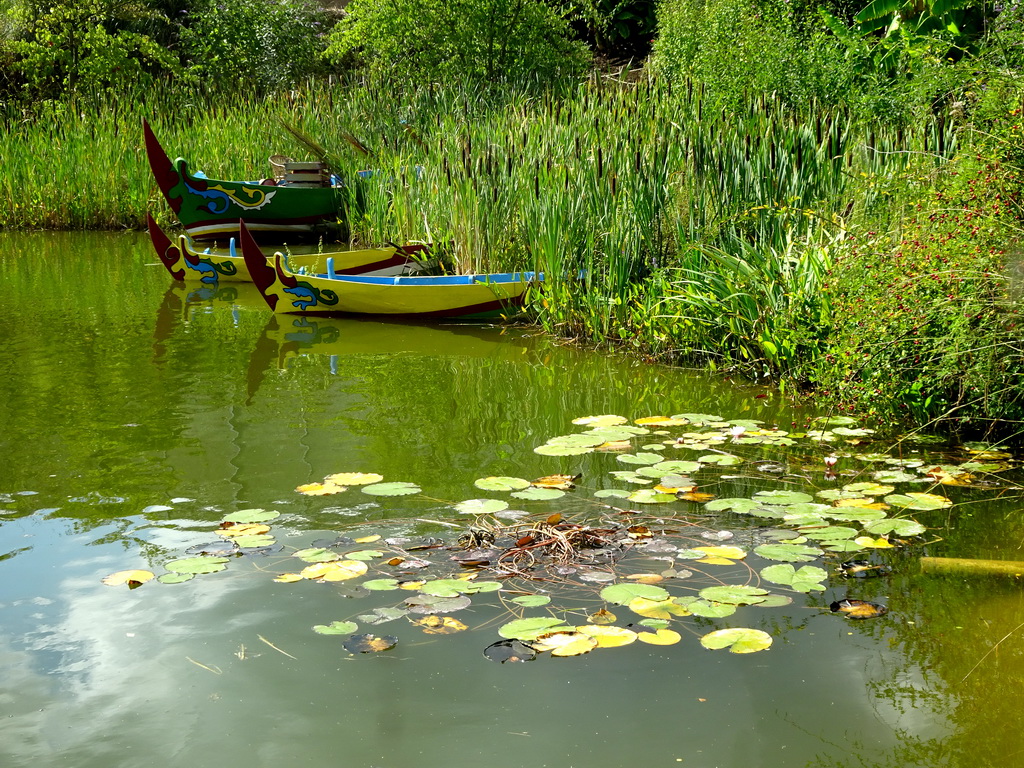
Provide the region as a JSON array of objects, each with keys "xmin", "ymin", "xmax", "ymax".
[
  {"xmin": 179, "ymin": 0, "xmax": 332, "ymax": 93},
  {"xmin": 324, "ymin": 0, "xmax": 590, "ymax": 86},
  {"xmin": 813, "ymin": 94, "xmax": 1024, "ymax": 429},
  {"xmin": 3, "ymin": 0, "xmax": 180, "ymax": 103},
  {"xmin": 649, "ymin": 0, "xmax": 856, "ymax": 109}
]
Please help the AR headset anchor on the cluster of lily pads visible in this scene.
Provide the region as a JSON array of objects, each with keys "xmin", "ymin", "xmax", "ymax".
[{"xmin": 103, "ymin": 412, "xmax": 1017, "ymax": 661}]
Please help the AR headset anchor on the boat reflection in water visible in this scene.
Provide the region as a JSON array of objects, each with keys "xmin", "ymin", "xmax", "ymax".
[{"xmin": 246, "ymin": 313, "xmax": 533, "ymax": 398}]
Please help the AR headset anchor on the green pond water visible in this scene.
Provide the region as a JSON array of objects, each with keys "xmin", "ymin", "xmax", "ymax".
[{"xmin": 2, "ymin": 231, "xmax": 1024, "ymax": 768}]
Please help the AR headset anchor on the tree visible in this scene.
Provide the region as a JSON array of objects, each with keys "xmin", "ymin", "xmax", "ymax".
[
  {"xmin": 324, "ymin": 0, "xmax": 589, "ymax": 85},
  {"xmin": 3, "ymin": 0, "xmax": 180, "ymax": 101}
]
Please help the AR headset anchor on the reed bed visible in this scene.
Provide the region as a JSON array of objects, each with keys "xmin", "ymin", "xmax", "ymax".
[{"xmin": 0, "ymin": 78, "xmax": 959, "ymax": 375}]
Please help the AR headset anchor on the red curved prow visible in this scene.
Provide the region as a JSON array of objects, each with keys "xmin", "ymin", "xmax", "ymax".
[
  {"xmin": 238, "ymin": 220, "xmax": 280, "ymax": 310},
  {"xmin": 146, "ymin": 213, "xmax": 185, "ymax": 280},
  {"xmin": 142, "ymin": 118, "xmax": 182, "ymax": 213}
]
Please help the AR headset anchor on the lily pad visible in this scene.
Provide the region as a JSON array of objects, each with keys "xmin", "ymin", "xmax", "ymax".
[
  {"xmin": 800, "ymin": 526, "xmax": 859, "ymax": 541},
  {"xmin": 705, "ymin": 498, "xmax": 763, "ymax": 514},
  {"xmin": 609, "ymin": 470, "xmax": 653, "ymax": 485},
  {"xmin": 511, "ymin": 487, "xmax": 565, "ymax": 501},
  {"xmin": 636, "ymin": 628, "xmax": 682, "ymax": 645},
  {"xmin": 635, "ymin": 416, "xmax": 691, "ymax": 426},
  {"xmin": 222, "ymin": 509, "xmax": 281, "ymax": 524},
  {"xmin": 872, "ymin": 470, "xmax": 918, "ymax": 484},
  {"xmin": 760, "ymin": 564, "xmax": 828, "ymax": 592},
  {"xmin": 164, "ymin": 556, "xmax": 230, "ymax": 575},
  {"xmin": 698, "ymin": 585, "xmax": 769, "ymax": 605},
  {"xmin": 534, "ymin": 443, "xmax": 594, "ymax": 456},
  {"xmin": 361, "ymin": 481, "xmax": 421, "ymax": 496},
  {"xmin": 511, "ymin": 595, "xmax": 552, "ymax": 607},
  {"xmin": 753, "ymin": 543, "xmax": 823, "ymax": 562},
  {"xmin": 693, "ymin": 545, "xmax": 747, "ymax": 562},
  {"xmin": 627, "ymin": 596, "xmax": 692, "ymax": 619},
  {"xmin": 300, "ymin": 560, "xmax": 368, "ymax": 581},
  {"xmin": 882, "ymin": 493, "xmax": 952, "ymax": 511},
  {"xmin": 344, "ymin": 549, "xmax": 384, "ymax": 561},
  {"xmin": 545, "ymin": 434, "xmax": 608, "ymax": 448},
  {"xmin": 232, "ymin": 535, "xmax": 277, "ymax": 549},
  {"xmin": 498, "ymin": 617, "xmax": 573, "ymax": 641},
  {"xmin": 697, "ymin": 454, "xmax": 743, "ymax": 466},
  {"xmin": 600, "ymin": 582, "xmax": 670, "ymax": 605},
  {"xmin": 824, "ymin": 540, "xmax": 870, "ymax": 552},
  {"xmin": 313, "ymin": 620, "xmax": 358, "ymax": 635},
  {"xmin": 575, "ymin": 625, "xmax": 638, "ymax": 647},
  {"xmin": 157, "ymin": 572, "xmax": 195, "ymax": 584},
  {"xmin": 324, "ymin": 472, "xmax": 383, "ymax": 486},
  {"xmin": 343, "ymin": 634, "xmax": 397, "ymax": 653},
  {"xmin": 753, "ymin": 490, "xmax": 815, "ymax": 505},
  {"xmin": 824, "ymin": 508, "xmax": 888, "ymax": 522},
  {"xmin": 626, "ymin": 489, "xmax": 677, "ymax": 504},
  {"xmin": 700, "ymin": 627, "xmax": 773, "ymax": 653},
  {"xmin": 650, "ymin": 460, "xmax": 702, "ymax": 474},
  {"xmin": 617, "ymin": 453, "xmax": 664, "ymax": 466},
  {"xmin": 415, "ymin": 616, "xmax": 469, "ymax": 634},
  {"xmin": 830, "ymin": 599, "xmax": 888, "ymax": 620},
  {"xmin": 102, "ymin": 569, "xmax": 155, "ymax": 587},
  {"xmin": 594, "ymin": 488, "xmax": 631, "ymax": 499},
  {"xmin": 864, "ymin": 518, "xmax": 926, "ymax": 536},
  {"xmin": 362, "ymin": 578, "xmax": 401, "ymax": 591},
  {"xmin": 474, "ymin": 476, "xmax": 531, "ymax": 492},
  {"xmin": 675, "ymin": 597, "xmax": 737, "ymax": 617},
  {"xmin": 531, "ymin": 631, "xmax": 599, "ymax": 656},
  {"xmin": 455, "ymin": 498, "xmax": 509, "ymax": 515},
  {"xmin": 843, "ymin": 482, "xmax": 895, "ymax": 495},
  {"xmin": 404, "ymin": 594, "xmax": 473, "ymax": 614},
  {"xmin": 572, "ymin": 414, "xmax": 628, "ymax": 427},
  {"xmin": 420, "ymin": 579, "xmax": 502, "ymax": 597},
  {"xmin": 357, "ymin": 607, "xmax": 409, "ymax": 625},
  {"xmin": 294, "ymin": 547, "xmax": 339, "ymax": 563},
  {"xmin": 483, "ymin": 639, "xmax": 537, "ymax": 663}
]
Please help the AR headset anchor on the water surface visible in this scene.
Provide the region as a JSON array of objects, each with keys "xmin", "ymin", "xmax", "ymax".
[{"xmin": 1, "ymin": 232, "xmax": 1023, "ymax": 768}]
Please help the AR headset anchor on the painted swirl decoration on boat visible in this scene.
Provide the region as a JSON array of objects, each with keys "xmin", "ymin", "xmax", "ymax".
[
  {"xmin": 210, "ymin": 260, "xmax": 239, "ymax": 277},
  {"xmin": 184, "ymin": 180, "xmax": 277, "ymax": 214},
  {"xmin": 284, "ymin": 281, "xmax": 340, "ymax": 310}
]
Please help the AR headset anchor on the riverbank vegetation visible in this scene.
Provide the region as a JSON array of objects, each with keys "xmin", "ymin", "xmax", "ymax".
[{"xmin": 1, "ymin": 0, "xmax": 1022, "ymax": 433}]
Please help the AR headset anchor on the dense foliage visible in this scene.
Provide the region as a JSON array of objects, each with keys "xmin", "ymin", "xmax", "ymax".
[{"xmin": 322, "ymin": 0, "xmax": 590, "ymax": 84}]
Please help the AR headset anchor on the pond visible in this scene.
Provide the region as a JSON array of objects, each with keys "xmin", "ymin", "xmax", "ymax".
[{"xmin": 1, "ymin": 232, "xmax": 1024, "ymax": 768}]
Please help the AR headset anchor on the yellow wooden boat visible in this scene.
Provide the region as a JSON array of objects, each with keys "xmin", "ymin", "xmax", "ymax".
[
  {"xmin": 240, "ymin": 220, "xmax": 540, "ymax": 320},
  {"xmin": 147, "ymin": 214, "xmax": 430, "ymax": 284}
]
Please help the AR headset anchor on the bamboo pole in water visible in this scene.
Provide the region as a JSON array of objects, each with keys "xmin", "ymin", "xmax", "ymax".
[{"xmin": 921, "ymin": 557, "xmax": 1024, "ymax": 577}]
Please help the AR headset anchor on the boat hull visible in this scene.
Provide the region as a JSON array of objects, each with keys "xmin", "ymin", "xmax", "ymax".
[
  {"xmin": 147, "ymin": 214, "xmax": 429, "ymax": 284},
  {"xmin": 143, "ymin": 119, "xmax": 346, "ymax": 243},
  {"xmin": 240, "ymin": 221, "xmax": 538, "ymax": 320}
]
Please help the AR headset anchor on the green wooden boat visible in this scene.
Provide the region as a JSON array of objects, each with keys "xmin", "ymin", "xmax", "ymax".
[{"xmin": 143, "ymin": 119, "xmax": 348, "ymax": 243}]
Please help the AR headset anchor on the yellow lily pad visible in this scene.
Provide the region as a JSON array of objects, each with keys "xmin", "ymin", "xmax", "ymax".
[
  {"xmin": 694, "ymin": 546, "xmax": 747, "ymax": 561},
  {"xmin": 324, "ymin": 472, "xmax": 384, "ymax": 486},
  {"xmin": 295, "ymin": 481, "xmax": 347, "ymax": 496},
  {"xmin": 300, "ymin": 560, "xmax": 368, "ymax": 581},
  {"xmin": 102, "ymin": 569, "xmax": 155, "ymax": 587},
  {"xmin": 636, "ymin": 628, "xmax": 682, "ymax": 645},
  {"xmin": 532, "ymin": 631, "xmax": 599, "ymax": 656},
  {"xmin": 415, "ymin": 616, "xmax": 468, "ymax": 634},
  {"xmin": 854, "ymin": 536, "xmax": 896, "ymax": 549},
  {"xmin": 576, "ymin": 625, "xmax": 638, "ymax": 647},
  {"xmin": 628, "ymin": 596, "xmax": 692, "ymax": 619},
  {"xmin": 572, "ymin": 415, "xmax": 628, "ymax": 427}
]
